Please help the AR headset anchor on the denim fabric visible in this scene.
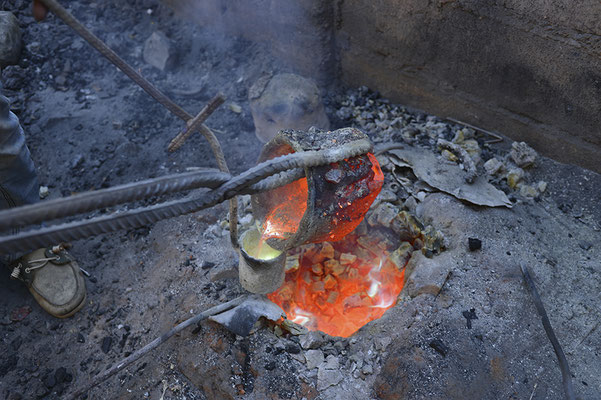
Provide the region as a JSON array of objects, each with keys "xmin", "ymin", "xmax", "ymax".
[
  {"xmin": 0, "ymin": 93, "xmax": 39, "ymax": 261},
  {"xmin": 0, "ymin": 94, "xmax": 39, "ymax": 209}
]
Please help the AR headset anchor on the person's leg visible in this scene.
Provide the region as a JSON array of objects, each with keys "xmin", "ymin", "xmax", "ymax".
[
  {"xmin": 0, "ymin": 93, "xmax": 39, "ymax": 266},
  {"xmin": 0, "ymin": 94, "xmax": 39, "ymax": 212},
  {"xmin": 0, "ymin": 93, "xmax": 86, "ymax": 318}
]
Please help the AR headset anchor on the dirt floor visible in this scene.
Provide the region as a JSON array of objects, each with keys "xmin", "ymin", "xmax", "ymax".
[{"xmin": 1, "ymin": 1, "xmax": 600, "ymax": 399}]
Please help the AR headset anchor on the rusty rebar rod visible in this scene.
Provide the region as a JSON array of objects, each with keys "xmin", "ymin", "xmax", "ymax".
[
  {"xmin": 168, "ymin": 94, "xmax": 226, "ymax": 152},
  {"xmin": 520, "ymin": 263, "xmax": 575, "ymax": 400},
  {"xmin": 66, "ymin": 296, "xmax": 246, "ymax": 400},
  {"xmin": 37, "ymin": 0, "xmax": 239, "ymax": 247}
]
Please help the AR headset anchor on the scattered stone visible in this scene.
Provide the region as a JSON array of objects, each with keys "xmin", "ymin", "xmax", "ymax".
[
  {"xmin": 510, "ymin": 141, "xmax": 537, "ymax": 168},
  {"xmin": 143, "ymin": 31, "xmax": 175, "ymax": 71},
  {"xmin": 77, "ymin": 333, "xmax": 85, "ymax": 343},
  {"xmin": 201, "ymin": 260, "xmax": 215, "ymax": 270},
  {"xmin": 285, "ymin": 341, "xmax": 301, "ymax": 354},
  {"xmin": 429, "ymin": 339, "xmax": 449, "ymax": 357},
  {"xmin": 404, "ymin": 251, "xmax": 452, "ymax": 298},
  {"xmin": 101, "ymin": 336, "xmax": 112, "ymax": 354},
  {"xmin": 249, "ymin": 73, "xmax": 330, "ymax": 142},
  {"xmin": 519, "ymin": 184, "xmax": 538, "ymax": 198},
  {"xmin": 9, "ymin": 306, "xmax": 31, "ymax": 322},
  {"xmin": 506, "ymin": 168, "xmax": 524, "ymax": 189},
  {"xmin": 368, "ymin": 202, "xmax": 397, "ymax": 226},
  {"xmin": 537, "ymin": 181, "xmax": 548, "ymax": 194},
  {"xmin": 38, "ymin": 186, "xmax": 49, "ymax": 199},
  {"xmin": 264, "ymin": 360, "xmax": 276, "ymax": 370},
  {"xmin": 0, "ymin": 12, "xmax": 22, "ymax": 68},
  {"xmin": 361, "ymin": 363, "xmax": 373, "ymax": 375},
  {"xmin": 322, "ymin": 354, "xmax": 339, "ymax": 370},
  {"xmin": 304, "ymin": 349, "xmax": 324, "ymax": 369},
  {"xmin": 317, "ymin": 368, "xmax": 343, "ymax": 391},
  {"xmin": 228, "ymin": 103, "xmax": 242, "ymax": 113},
  {"xmin": 468, "ymin": 237, "xmax": 482, "ymax": 251},
  {"xmin": 484, "ymin": 158, "xmax": 504, "ymax": 176},
  {"xmin": 299, "ymin": 331, "xmax": 326, "ymax": 350}
]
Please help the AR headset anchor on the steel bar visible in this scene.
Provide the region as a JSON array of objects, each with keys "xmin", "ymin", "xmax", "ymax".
[
  {"xmin": 520, "ymin": 263, "xmax": 575, "ymax": 400},
  {"xmin": 66, "ymin": 296, "xmax": 246, "ymax": 400},
  {"xmin": 0, "ymin": 141, "xmax": 372, "ymax": 253},
  {"xmin": 0, "ymin": 169, "xmax": 229, "ymax": 231}
]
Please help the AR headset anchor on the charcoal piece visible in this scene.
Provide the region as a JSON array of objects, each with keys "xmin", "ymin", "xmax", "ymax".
[
  {"xmin": 462, "ymin": 308, "xmax": 478, "ymax": 329},
  {"xmin": 468, "ymin": 237, "xmax": 482, "ymax": 251},
  {"xmin": 101, "ymin": 336, "xmax": 112, "ymax": 354},
  {"xmin": 429, "ymin": 339, "xmax": 449, "ymax": 357}
]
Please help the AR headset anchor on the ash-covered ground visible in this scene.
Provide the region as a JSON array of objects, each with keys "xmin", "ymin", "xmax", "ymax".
[{"xmin": 1, "ymin": 1, "xmax": 600, "ymax": 399}]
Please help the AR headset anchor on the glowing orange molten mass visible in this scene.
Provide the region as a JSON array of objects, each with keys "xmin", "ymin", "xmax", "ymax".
[{"xmin": 267, "ymin": 236, "xmax": 407, "ymax": 338}]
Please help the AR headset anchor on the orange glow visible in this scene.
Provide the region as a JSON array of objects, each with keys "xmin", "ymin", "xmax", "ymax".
[
  {"xmin": 268, "ymin": 234, "xmax": 407, "ymax": 337},
  {"xmin": 314, "ymin": 152, "xmax": 384, "ymax": 242},
  {"xmin": 261, "ymin": 177, "xmax": 308, "ymax": 240}
]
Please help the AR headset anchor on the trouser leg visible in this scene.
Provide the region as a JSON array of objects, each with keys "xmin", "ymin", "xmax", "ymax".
[{"xmin": 0, "ymin": 93, "xmax": 39, "ymax": 262}]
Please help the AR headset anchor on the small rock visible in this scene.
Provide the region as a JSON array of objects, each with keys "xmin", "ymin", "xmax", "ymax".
[
  {"xmin": 143, "ymin": 31, "xmax": 175, "ymax": 71},
  {"xmin": 0, "ymin": 12, "xmax": 22, "ymax": 68},
  {"xmin": 361, "ymin": 363, "xmax": 373, "ymax": 375},
  {"xmin": 506, "ymin": 168, "xmax": 524, "ymax": 189},
  {"xmin": 317, "ymin": 368, "xmax": 343, "ymax": 391},
  {"xmin": 228, "ymin": 103, "xmax": 242, "ymax": 114},
  {"xmin": 510, "ymin": 141, "xmax": 537, "ymax": 168},
  {"xmin": 537, "ymin": 181, "xmax": 548, "ymax": 193},
  {"xmin": 285, "ymin": 341, "xmax": 301, "ymax": 354},
  {"xmin": 305, "ymin": 349, "xmax": 324, "ymax": 369},
  {"xmin": 321, "ymin": 354, "xmax": 339, "ymax": 370},
  {"xmin": 483, "ymin": 158, "xmax": 504, "ymax": 176},
  {"xmin": 77, "ymin": 333, "xmax": 85, "ymax": 343},
  {"xmin": 519, "ymin": 184, "xmax": 538, "ymax": 198},
  {"xmin": 101, "ymin": 336, "xmax": 112, "ymax": 354},
  {"xmin": 38, "ymin": 186, "xmax": 49, "ymax": 199},
  {"xmin": 404, "ymin": 251, "xmax": 452, "ymax": 298},
  {"xmin": 429, "ymin": 339, "xmax": 449, "ymax": 357},
  {"xmin": 264, "ymin": 360, "xmax": 276, "ymax": 371},
  {"xmin": 299, "ymin": 331, "xmax": 326, "ymax": 350},
  {"xmin": 468, "ymin": 237, "xmax": 482, "ymax": 251}
]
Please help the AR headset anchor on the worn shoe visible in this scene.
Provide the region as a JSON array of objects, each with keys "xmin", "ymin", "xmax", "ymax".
[{"xmin": 10, "ymin": 246, "xmax": 86, "ymax": 318}]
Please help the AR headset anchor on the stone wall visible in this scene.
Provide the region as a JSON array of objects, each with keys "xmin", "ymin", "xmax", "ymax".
[{"xmin": 164, "ymin": 0, "xmax": 601, "ymax": 173}]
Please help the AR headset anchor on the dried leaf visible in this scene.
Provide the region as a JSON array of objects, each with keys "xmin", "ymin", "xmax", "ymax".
[{"xmin": 388, "ymin": 147, "xmax": 512, "ymax": 208}]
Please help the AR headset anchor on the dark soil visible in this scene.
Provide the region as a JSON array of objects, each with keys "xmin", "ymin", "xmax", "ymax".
[{"xmin": 1, "ymin": 1, "xmax": 600, "ymax": 399}]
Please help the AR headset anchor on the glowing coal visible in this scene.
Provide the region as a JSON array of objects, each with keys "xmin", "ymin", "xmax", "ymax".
[{"xmin": 267, "ymin": 232, "xmax": 409, "ymax": 338}]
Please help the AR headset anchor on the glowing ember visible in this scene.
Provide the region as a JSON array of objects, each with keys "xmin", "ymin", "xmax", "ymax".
[
  {"xmin": 261, "ymin": 177, "xmax": 308, "ymax": 241},
  {"xmin": 267, "ymin": 233, "xmax": 409, "ymax": 337}
]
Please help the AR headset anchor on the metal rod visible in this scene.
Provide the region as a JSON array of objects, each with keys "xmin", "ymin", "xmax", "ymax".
[
  {"xmin": 37, "ymin": 0, "xmax": 238, "ymax": 247},
  {"xmin": 520, "ymin": 263, "xmax": 575, "ymax": 400},
  {"xmin": 66, "ymin": 296, "xmax": 246, "ymax": 399}
]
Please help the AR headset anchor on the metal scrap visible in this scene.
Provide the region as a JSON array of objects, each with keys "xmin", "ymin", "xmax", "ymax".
[{"xmin": 209, "ymin": 295, "xmax": 285, "ymax": 336}]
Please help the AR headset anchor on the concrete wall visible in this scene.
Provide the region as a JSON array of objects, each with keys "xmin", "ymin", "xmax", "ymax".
[
  {"xmin": 165, "ymin": 0, "xmax": 601, "ymax": 173},
  {"xmin": 336, "ymin": 0, "xmax": 601, "ymax": 172}
]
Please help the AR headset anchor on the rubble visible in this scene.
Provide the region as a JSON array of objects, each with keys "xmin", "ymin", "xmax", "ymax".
[
  {"xmin": 510, "ymin": 141, "xmax": 538, "ymax": 168},
  {"xmin": 0, "ymin": 12, "xmax": 21, "ymax": 68},
  {"xmin": 143, "ymin": 31, "xmax": 175, "ymax": 71}
]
